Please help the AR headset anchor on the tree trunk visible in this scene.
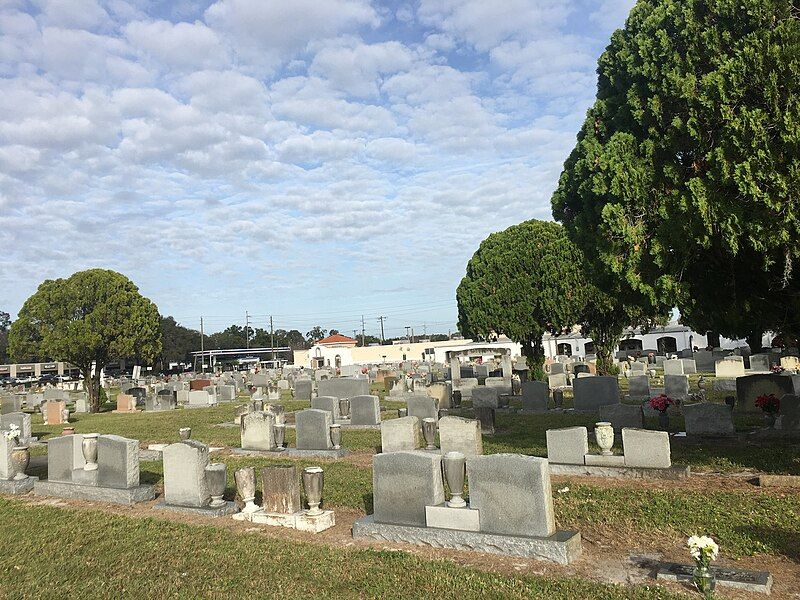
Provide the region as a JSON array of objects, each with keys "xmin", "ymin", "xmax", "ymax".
[
  {"xmin": 521, "ymin": 337, "xmax": 546, "ymax": 381},
  {"xmin": 746, "ymin": 331, "xmax": 763, "ymax": 355},
  {"xmin": 588, "ymin": 325, "xmax": 624, "ymax": 376},
  {"xmin": 87, "ymin": 369, "xmax": 102, "ymax": 413}
]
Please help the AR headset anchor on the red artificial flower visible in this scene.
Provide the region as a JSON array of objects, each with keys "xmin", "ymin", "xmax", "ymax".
[
  {"xmin": 649, "ymin": 394, "xmax": 674, "ymax": 413},
  {"xmin": 755, "ymin": 393, "xmax": 780, "ymax": 413}
]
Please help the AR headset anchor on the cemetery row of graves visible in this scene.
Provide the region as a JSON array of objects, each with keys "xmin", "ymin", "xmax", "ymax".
[{"xmin": 0, "ymin": 351, "xmax": 798, "ymax": 598}]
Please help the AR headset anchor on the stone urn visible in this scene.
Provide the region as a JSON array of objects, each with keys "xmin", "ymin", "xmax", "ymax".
[
  {"xmin": 205, "ymin": 463, "xmax": 227, "ymax": 508},
  {"xmin": 82, "ymin": 433, "xmax": 99, "ymax": 471},
  {"xmin": 61, "ymin": 427, "xmax": 75, "ymax": 436},
  {"xmin": 422, "ymin": 418, "xmax": 437, "ymax": 450},
  {"xmin": 273, "ymin": 424, "xmax": 286, "ymax": 450},
  {"xmin": 234, "ymin": 466, "xmax": 258, "ymax": 513},
  {"xmin": 764, "ymin": 412, "xmax": 777, "ymax": 429},
  {"xmin": 329, "ymin": 424, "xmax": 342, "ymax": 450},
  {"xmin": 339, "ymin": 398, "xmax": 350, "ymax": 419},
  {"xmin": 442, "ymin": 451, "xmax": 466, "ymax": 508},
  {"xmin": 302, "ymin": 466, "xmax": 324, "ymax": 516},
  {"xmin": 553, "ymin": 389, "xmax": 564, "ymax": 409},
  {"xmin": 253, "ymin": 399, "xmax": 264, "ymax": 412},
  {"xmin": 10, "ymin": 445, "xmax": 30, "ymax": 480},
  {"xmin": 594, "ymin": 422, "xmax": 614, "ymax": 456},
  {"xmin": 179, "ymin": 427, "xmax": 191, "ymax": 441}
]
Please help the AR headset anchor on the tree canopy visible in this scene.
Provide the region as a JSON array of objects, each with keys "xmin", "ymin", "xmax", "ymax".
[
  {"xmin": 9, "ymin": 269, "xmax": 161, "ymax": 411},
  {"xmin": 456, "ymin": 220, "xmax": 589, "ymax": 377},
  {"xmin": 552, "ymin": 0, "xmax": 800, "ymax": 349}
]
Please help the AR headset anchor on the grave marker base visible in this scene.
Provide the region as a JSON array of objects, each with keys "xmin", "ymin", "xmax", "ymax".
[
  {"xmin": 656, "ymin": 562, "xmax": 772, "ymax": 594},
  {"xmin": 549, "ymin": 463, "xmax": 690, "ymax": 480},
  {"xmin": 231, "ymin": 448, "xmax": 348, "ymax": 459},
  {"xmin": 153, "ymin": 500, "xmax": 238, "ymax": 517},
  {"xmin": 0, "ymin": 476, "xmax": 37, "ymax": 494},
  {"xmin": 234, "ymin": 509, "xmax": 335, "ymax": 533},
  {"xmin": 34, "ymin": 481, "xmax": 155, "ymax": 505},
  {"xmin": 353, "ymin": 515, "xmax": 581, "ymax": 564}
]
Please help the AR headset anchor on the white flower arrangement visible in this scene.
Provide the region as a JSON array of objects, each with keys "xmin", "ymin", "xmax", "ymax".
[
  {"xmin": 687, "ymin": 535, "xmax": 719, "ymax": 567},
  {"xmin": 3, "ymin": 424, "xmax": 20, "ymax": 441}
]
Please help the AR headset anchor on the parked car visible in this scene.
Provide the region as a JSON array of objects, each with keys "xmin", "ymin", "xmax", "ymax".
[{"xmin": 39, "ymin": 374, "xmax": 58, "ymax": 384}]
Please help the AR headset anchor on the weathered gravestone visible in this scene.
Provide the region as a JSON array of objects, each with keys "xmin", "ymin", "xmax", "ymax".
[
  {"xmin": 664, "ymin": 374, "xmax": 690, "ymax": 400},
  {"xmin": 780, "ymin": 395, "xmax": 800, "ymax": 431},
  {"xmin": 427, "ymin": 382, "xmax": 452, "ymax": 410},
  {"xmin": 628, "ymin": 375, "xmax": 651, "ymax": 401},
  {"xmin": 572, "ymin": 376, "xmax": 620, "ymax": 412},
  {"xmin": 311, "ymin": 396, "xmax": 341, "ymax": 421},
  {"xmin": 663, "ymin": 359, "xmax": 684, "ymax": 375},
  {"xmin": 473, "ymin": 406, "xmax": 495, "ymax": 434},
  {"xmin": 350, "ymin": 395, "xmax": 381, "ymax": 425},
  {"xmin": 407, "ymin": 396, "xmax": 438, "ymax": 422},
  {"xmin": 736, "ymin": 374, "xmax": 796, "ymax": 413},
  {"xmin": 546, "ymin": 427, "xmax": 588, "ymax": 465},
  {"xmin": 438, "ymin": 416, "xmax": 482, "ymax": 457},
  {"xmin": 521, "ymin": 381, "xmax": 548, "ymax": 413},
  {"xmin": 749, "ymin": 354, "xmax": 772, "ymax": 372},
  {"xmin": 548, "ymin": 373, "xmax": 568, "ymax": 389},
  {"xmin": 294, "ymin": 378, "xmax": 312, "ymax": 401},
  {"xmin": 485, "ymin": 376, "xmax": 512, "ymax": 395},
  {"xmin": 683, "ymin": 403, "xmax": 735, "ymax": 436},
  {"xmin": 261, "ymin": 464, "xmax": 301, "ymax": 514},
  {"xmin": 372, "ymin": 451, "xmax": 445, "ymax": 526},
  {"xmin": 471, "ymin": 386, "xmax": 499, "ymax": 409},
  {"xmin": 380, "ymin": 416, "xmax": 422, "ymax": 452},
  {"xmin": 0, "ymin": 412, "xmax": 33, "ymax": 444},
  {"xmin": 240, "ymin": 411, "xmax": 276, "ymax": 451},
  {"xmin": 716, "ymin": 356, "xmax": 745, "ymax": 378},
  {"xmin": 44, "ymin": 400, "xmax": 67, "ymax": 425},
  {"xmin": 681, "ymin": 359, "xmax": 697, "ymax": 374},
  {"xmin": 599, "ymin": 404, "xmax": 644, "ymax": 431}
]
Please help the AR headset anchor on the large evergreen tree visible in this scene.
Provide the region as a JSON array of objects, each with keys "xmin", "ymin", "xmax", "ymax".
[
  {"xmin": 552, "ymin": 0, "xmax": 800, "ymax": 349},
  {"xmin": 9, "ymin": 270, "xmax": 162, "ymax": 411},
  {"xmin": 456, "ymin": 220, "xmax": 589, "ymax": 378}
]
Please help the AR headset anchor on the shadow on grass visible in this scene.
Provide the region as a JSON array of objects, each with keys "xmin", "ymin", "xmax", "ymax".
[
  {"xmin": 362, "ymin": 493, "xmax": 373, "ymax": 515},
  {"xmin": 735, "ymin": 525, "xmax": 800, "ymax": 561}
]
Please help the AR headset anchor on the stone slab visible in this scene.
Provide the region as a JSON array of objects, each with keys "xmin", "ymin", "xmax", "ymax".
[
  {"xmin": 153, "ymin": 500, "xmax": 238, "ymax": 517},
  {"xmin": 380, "ymin": 416, "xmax": 422, "ymax": 453},
  {"xmin": 622, "ymin": 428, "xmax": 671, "ymax": 468},
  {"xmin": 757, "ymin": 474, "xmax": 800, "ymax": 488},
  {"xmin": 372, "ymin": 451, "xmax": 444, "ymax": 527},
  {"xmin": 235, "ymin": 509, "xmax": 335, "ymax": 533},
  {"xmin": 683, "ymin": 402, "xmax": 735, "ymax": 436},
  {"xmin": 425, "ymin": 504, "xmax": 480, "ymax": 531},
  {"xmin": 572, "ymin": 376, "xmax": 620, "ymax": 412},
  {"xmin": 546, "ymin": 427, "xmax": 588, "ymax": 465},
  {"xmin": 599, "ymin": 404, "xmax": 644, "ymax": 431},
  {"xmin": 230, "ymin": 448, "xmax": 349, "ymax": 459},
  {"xmin": 584, "ymin": 454, "xmax": 625, "ymax": 467},
  {"xmin": 548, "ymin": 463, "xmax": 690, "ymax": 480},
  {"xmin": 353, "ymin": 515, "xmax": 581, "ymax": 564},
  {"xmin": 0, "ymin": 476, "xmax": 38, "ymax": 494},
  {"xmin": 656, "ymin": 562, "xmax": 772, "ymax": 594},
  {"xmin": 34, "ymin": 481, "xmax": 155, "ymax": 505},
  {"xmin": 438, "ymin": 415, "xmax": 482, "ymax": 457}
]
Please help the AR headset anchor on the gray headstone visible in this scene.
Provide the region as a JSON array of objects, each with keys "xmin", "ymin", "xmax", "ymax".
[
  {"xmin": 749, "ymin": 354, "xmax": 772, "ymax": 372},
  {"xmin": 693, "ymin": 350, "xmax": 716, "ymax": 372},
  {"xmin": 681, "ymin": 359, "xmax": 697, "ymax": 374},
  {"xmin": 163, "ymin": 440, "xmax": 210, "ymax": 508},
  {"xmin": 683, "ymin": 403, "xmax": 735, "ymax": 436},
  {"xmin": 572, "ymin": 376, "xmax": 620, "ymax": 411},
  {"xmin": 295, "ymin": 409, "xmax": 333, "ymax": 450},
  {"xmin": 780, "ymin": 395, "xmax": 800, "ymax": 430},
  {"xmin": 736, "ymin": 374, "xmax": 795, "ymax": 413},
  {"xmin": 380, "ymin": 416, "xmax": 422, "ymax": 453},
  {"xmin": 350, "ymin": 395, "xmax": 381, "ymax": 425},
  {"xmin": 550, "ymin": 363, "xmax": 565, "ymax": 375},
  {"xmin": 546, "ymin": 427, "xmax": 588, "ymax": 465},
  {"xmin": 372, "ymin": 451, "xmax": 445, "ymax": 527},
  {"xmin": 0, "ymin": 436, "xmax": 13, "ymax": 480},
  {"xmin": 317, "ymin": 378, "xmax": 369, "ymax": 400},
  {"xmin": 407, "ymin": 396, "xmax": 438, "ymax": 422},
  {"xmin": 46, "ymin": 435, "xmax": 84, "ymax": 483},
  {"xmin": 0, "ymin": 412, "xmax": 31, "ymax": 441},
  {"xmin": 438, "ymin": 416, "xmax": 482, "ymax": 457},
  {"xmin": 294, "ymin": 379, "xmax": 312, "ymax": 401},
  {"xmin": 241, "ymin": 411, "xmax": 276, "ymax": 451},
  {"xmin": 663, "ymin": 359, "xmax": 684, "ymax": 375},
  {"xmin": 466, "ymin": 454, "xmax": 555, "ymax": 538},
  {"xmin": 547, "ymin": 373, "xmax": 568, "ymax": 388},
  {"xmin": 622, "ymin": 428, "xmax": 671, "ymax": 468},
  {"xmin": 664, "ymin": 374, "xmax": 690, "ymax": 400},
  {"xmin": 471, "ymin": 386, "xmax": 499, "ymax": 409},
  {"xmin": 521, "ymin": 381, "xmax": 548, "ymax": 413},
  {"xmin": 311, "ymin": 396, "xmax": 341, "ymax": 421},
  {"xmin": 485, "ymin": 376, "xmax": 512, "ymax": 395},
  {"xmin": 97, "ymin": 435, "xmax": 139, "ymax": 489},
  {"xmin": 628, "ymin": 375, "xmax": 651, "ymax": 400},
  {"xmin": 716, "ymin": 356, "xmax": 745, "ymax": 377},
  {"xmin": 599, "ymin": 404, "xmax": 644, "ymax": 431}
]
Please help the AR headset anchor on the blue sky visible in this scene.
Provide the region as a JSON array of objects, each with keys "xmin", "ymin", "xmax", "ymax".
[{"xmin": 0, "ymin": 0, "xmax": 636, "ymax": 337}]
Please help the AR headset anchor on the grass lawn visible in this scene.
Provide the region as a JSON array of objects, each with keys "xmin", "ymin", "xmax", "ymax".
[{"xmin": 0, "ymin": 498, "xmax": 680, "ymax": 600}]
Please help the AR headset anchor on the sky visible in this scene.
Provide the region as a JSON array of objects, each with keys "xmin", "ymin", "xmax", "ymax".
[{"xmin": 0, "ymin": 0, "xmax": 636, "ymax": 338}]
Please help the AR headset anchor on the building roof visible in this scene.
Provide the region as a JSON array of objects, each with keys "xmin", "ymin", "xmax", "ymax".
[{"xmin": 317, "ymin": 334, "xmax": 358, "ymax": 345}]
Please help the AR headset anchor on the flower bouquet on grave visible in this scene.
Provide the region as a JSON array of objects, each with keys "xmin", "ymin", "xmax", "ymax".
[
  {"xmin": 755, "ymin": 393, "xmax": 780, "ymax": 428},
  {"xmin": 770, "ymin": 365, "xmax": 785, "ymax": 374},
  {"xmin": 687, "ymin": 535, "xmax": 719, "ymax": 597},
  {"xmin": 649, "ymin": 394, "xmax": 674, "ymax": 430},
  {"xmin": 3, "ymin": 424, "xmax": 20, "ymax": 445}
]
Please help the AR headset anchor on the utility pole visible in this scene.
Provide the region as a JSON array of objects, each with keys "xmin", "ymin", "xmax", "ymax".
[
  {"xmin": 270, "ymin": 315, "xmax": 275, "ymax": 364},
  {"xmin": 353, "ymin": 329, "xmax": 358, "ymax": 341},
  {"xmin": 361, "ymin": 315, "xmax": 366, "ymax": 347},
  {"xmin": 423, "ymin": 324, "xmax": 427, "ymax": 337},
  {"xmin": 245, "ymin": 311, "xmax": 251, "ymax": 349},
  {"xmin": 377, "ymin": 316, "xmax": 387, "ymax": 344},
  {"xmin": 404, "ymin": 325, "xmax": 411, "ymax": 341},
  {"xmin": 411, "ymin": 327, "xmax": 415, "ymax": 344},
  {"xmin": 200, "ymin": 317, "xmax": 205, "ymax": 374}
]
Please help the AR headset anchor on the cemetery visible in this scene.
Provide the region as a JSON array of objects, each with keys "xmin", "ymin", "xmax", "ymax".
[{"xmin": 1, "ymin": 0, "xmax": 798, "ymax": 597}]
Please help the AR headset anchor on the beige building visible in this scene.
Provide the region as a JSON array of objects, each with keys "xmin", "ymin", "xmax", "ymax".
[{"xmin": 293, "ymin": 334, "xmax": 522, "ymax": 369}]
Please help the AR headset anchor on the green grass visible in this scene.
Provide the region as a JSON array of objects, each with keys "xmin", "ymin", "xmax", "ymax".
[{"xmin": 0, "ymin": 498, "xmax": 680, "ymax": 600}]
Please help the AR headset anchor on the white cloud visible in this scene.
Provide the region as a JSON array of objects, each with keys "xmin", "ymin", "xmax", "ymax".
[{"xmin": 123, "ymin": 20, "xmax": 230, "ymax": 71}]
